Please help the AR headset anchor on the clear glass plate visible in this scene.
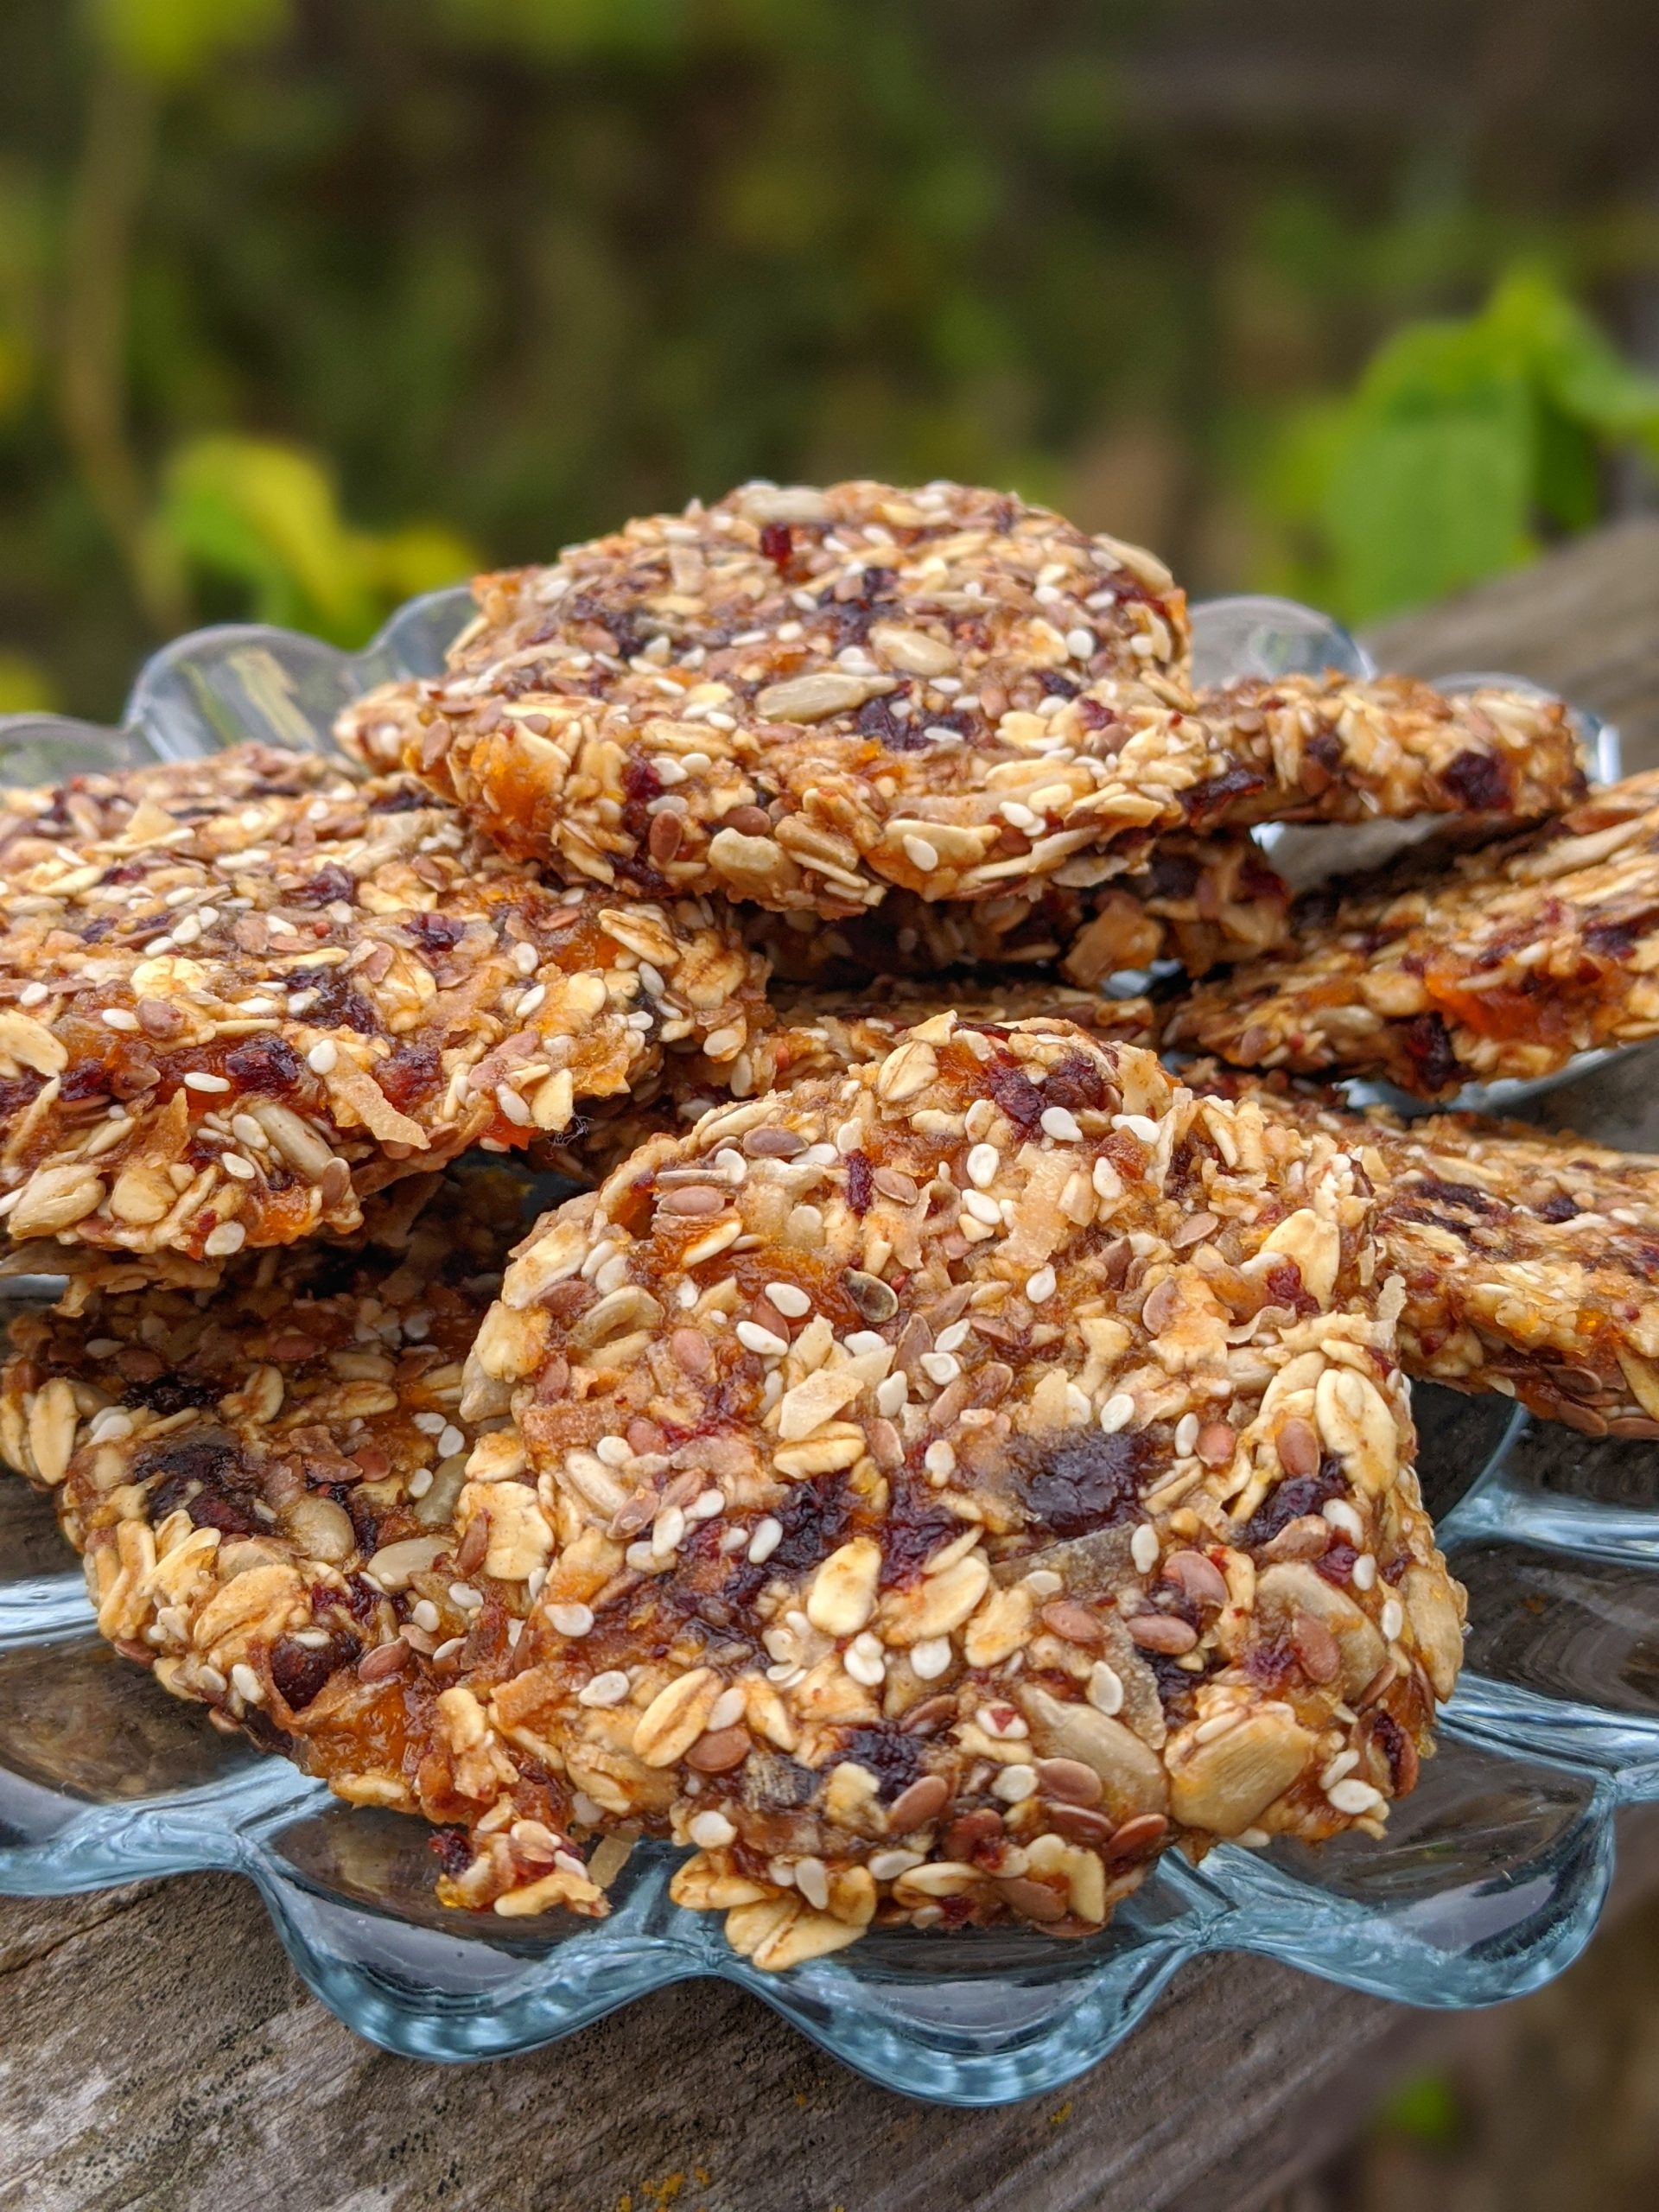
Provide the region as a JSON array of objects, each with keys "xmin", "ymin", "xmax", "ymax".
[{"xmin": 0, "ymin": 594, "xmax": 1649, "ymax": 2106}]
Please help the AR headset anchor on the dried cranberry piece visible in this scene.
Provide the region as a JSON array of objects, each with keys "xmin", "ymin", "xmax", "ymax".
[
  {"xmin": 287, "ymin": 969, "xmax": 378, "ymax": 1034},
  {"xmin": 1236, "ymin": 1459, "xmax": 1347, "ymax": 1548},
  {"xmin": 759, "ymin": 521, "xmax": 792, "ymax": 568},
  {"xmin": 270, "ymin": 1631, "xmax": 359, "ymax": 1710},
  {"xmin": 378, "ymin": 1040, "xmax": 442, "ymax": 1110}
]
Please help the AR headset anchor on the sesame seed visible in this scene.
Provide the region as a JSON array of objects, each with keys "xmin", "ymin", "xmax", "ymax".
[
  {"xmin": 1025, "ymin": 1267, "xmax": 1057, "ymax": 1303},
  {"xmin": 496, "ymin": 1084, "xmax": 532, "ymax": 1127},
  {"xmin": 1112, "ymin": 1112, "xmax": 1159, "ymax": 1142},
  {"xmin": 550, "ymin": 1604, "xmax": 594, "ymax": 1637},
  {"xmin": 203, "ymin": 1222, "xmax": 246, "ymax": 1257},
  {"xmin": 578, "ymin": 1670, "xmax": 631, "ymax": 1707},
  {"xmin": 747, "ymin": 1516, "xmax": 783, "ymax": 1565},
  {"xmin": 1086, "ymin": 1661, "xmax": 1124, "ymax": 1715},
  {"xmin": 438, "ymin": 1423, "xmax": 465, "ymax": 1457},
  {"xmin": 844, "ymin": 1633, "xmax": 887, "ymax": 1687},
  {"xmin": 307, "ymin": 1040, "xmax": 338, "ymax": 1074},
  {"xmin": 1351, "ymin": 1552, "xmax": 1377, "ymax": 1591},
  {"xmin": 1039, "ymin": 1105, "xmax": 1082, "ymax": 1142},
  {"xmin": 183, "ymin": 1071, "xmax": 231, "ymax": 1093},
  {"xmin": 935, "ymin": 1319, "xmax": 970, "ymax": 1353},
  {"xmin": 407, "ymin": 1467, "xmax": 434, "ymax": 1499},
  {"xmin": 1327, "ymin": 1777, "xmax": 1386, "ymax": 1816},
  {"xmin": 413, "ymin": 1410, "xmax": 446, "ymax": 1435},
  {"xmin": 231, "ymin": 1662, "xmax": 264, "ymax": 1705},
  {"xmin": 766, "ymin": 1281, "xmax": 811, "ymax": 1318},
  {"xmin": 902, "ymin": 833, "xmax": 941, "ymax": 872},
  {"xmin": 1323, "ymin": 1498, "xmax": 1364, "ymax": 1544},
  {"xmin": 448, "ymin": 1582, "xmax": 484, "ymax": 1611},
  {"xmin": 1174, "ymin": 1413, "xmax": 1199, "ymax": 1455},
  {"xmin": 594, "ymin": 1435, "xmax": 630, "ymax": 1465},
  {"xmin": 1065, "ymin": 626, "xmax": 1096, "ymax": 659},
  {"xmin": 1381, "ymin": 1597, "xmax": 1405, "ymax": 1643},
  {"xmin": 431, "ymin": 1637, "xmax": 465, "ymax": 1663},
  {"xmin": 18, "ymin": 982, "xmax": 48, "ymax": 1007},
  {"xmin": 966, "ymin": 1142, "xmax": 999, "ymax": 1188},
  {"xmin": 924, "ymin": 1440, "xmax": 957, "ymax": 1479},
  {"xmin": 1130, "ymin": 1523, "xmax": 1160, "ymax": 1575},
  {"xmin": 688, "ymin": 1489, "xmax": 725, "ymax": 1521},
  {"xmin": 1100, "ymin": 1393, "xmax": 1135, "ymax": 1433},
  {"xmin": 910, "ymin": 1637, "xmax": 952, "ymax": 1680},
  {"xmin": 963, "ymin": 1190, "xmax": 1001, "ymax": 1225},
  {"xmin": 876, "ymin": 1372, "xmax": 909, "ymax": 1416},
  {"xmin": 411, "ymin": 1599, "xmax": 442, "ymax": 1633},
  {"xmin": 689, "ymin": 1810, "xmax": 736, "ymax": 1850},
  {"xmin": 100, "ymin": 1007, "xmax": 140, "ymax": 1032},
  {"xmin": 869, "ymin": 1850, "xmax": 925, "ymax": 1880},
  {"xmin": 735, "ymin": 1319, "xmax": 789, "ymax": 1357},
  {"xmin": 919, "ymin": 1351, "xmax": 960, "ymax": 1386}
]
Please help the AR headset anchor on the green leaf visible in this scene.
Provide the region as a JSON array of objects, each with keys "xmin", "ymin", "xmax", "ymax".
[
  {"xmin": 0, "ymin": 650, "xmax": 58, "ymax": 713},
  {"xmin": 89, "ymin": 0, "xmax": 290, "ymax": 86},
  {"xmin": 1486, "ymin": 265, "xmax": 1659, "ymax": 451},
  {"xmin": 156, "ymin": 436, "xmax": 474, "ymax": 646}
]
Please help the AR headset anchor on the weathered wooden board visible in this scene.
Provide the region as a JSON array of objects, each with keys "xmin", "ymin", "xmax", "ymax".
[{"xmin": 5, "ymin": 520, "xmax": 1659, "ymax": 2212}]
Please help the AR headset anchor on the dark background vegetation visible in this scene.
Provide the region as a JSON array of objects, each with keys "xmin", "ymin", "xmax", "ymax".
[{"xmin": 4, "ymin": 0, "xmax": 1659, "ymax": 721}]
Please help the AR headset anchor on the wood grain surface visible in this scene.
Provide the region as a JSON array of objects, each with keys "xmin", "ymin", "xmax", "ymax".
[{"xmin": 6, "ymin": 519, "xmax": 1659, "ymax": 2212}]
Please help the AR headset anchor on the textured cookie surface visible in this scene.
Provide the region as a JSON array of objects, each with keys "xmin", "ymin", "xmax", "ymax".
[
  {"xmin": 1166, "ymin": 772, "xmax": 1659, "ymax": 1095},
  {"xmin": 452, "ymin": 1016, "xmax": 1461, "ymax": 1962},
  {"xmin": 0, "ymin": 745, "xmax": 766, "ymax": 1256},
  {"xmin": 339, "ymin": 480, "xmax": 1580, "ymax": 919}
]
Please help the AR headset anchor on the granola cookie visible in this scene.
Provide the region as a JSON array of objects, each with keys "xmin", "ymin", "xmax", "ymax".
[
  {"xmin": 748, "ymin": 834, "xmax": 1292, "ymax": 987},
  {"xmin": 0, "ymin": 1166, "xmax": 606, "ymax": 1916},
  {"xmin": 558, "ymin": 981, "xmax": 1160, "ymax": 1181},
  {"xmin": 339, "ymin": 480, "xmax": 1575, "ymax": 916},
  {"xmin": 0, "ymin": 744, "xmax": 766, "ymax": 1258},
  {"xmin": 1166, "ymin": 772, "xmax": 1659, "ymax": 1096},
  {"xmin": 1182, "ymin": 1067, "xmax": 1659, "ymax": 1438},
  {"xmin": 451, "ymin": 1015, "xmax": 1461, "ymax": 1963}
]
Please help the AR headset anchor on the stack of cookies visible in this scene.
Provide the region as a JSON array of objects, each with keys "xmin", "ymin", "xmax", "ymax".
[{"xmin": 2, "ymin": 479, "xmax": 1646, "ymax": 1974}]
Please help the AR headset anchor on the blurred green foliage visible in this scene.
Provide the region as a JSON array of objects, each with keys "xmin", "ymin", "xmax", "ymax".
[
  {"xmin": 1373, "ymin": 2069, "xmax": 1464, "ymax": 2151},
  {"xmin": 1264, "ymin": 267, "xmax": 1659, "ymax": 621},
  {"xmin": 2, "ymin": 0, "xmax": 1658, "ymax": 715}
]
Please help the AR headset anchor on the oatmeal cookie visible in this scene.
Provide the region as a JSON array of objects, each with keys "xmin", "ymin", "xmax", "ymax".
[
  {"xmin": 0, "ymin": 744, "xmax": 766, "ymax": 1259},
  {"xmin": 446, "ymin": 1016, "xmax": 1460, "ymax": 1962},
  {"xmin": 339, "ymin": 480, "xmax": 1576, "ymax": 916},
  {"xmin": 748, "ymin": 833, "xmax": 1293, "ymax": 986},
  {"xmin": 1182, "ymin": 1068, "xmax": 1659, "ymax": 1438},
  {"xmin": 1166, "ymin": 772, "xmax": 1659, "ymax": 1095},
  {"xmin": 0, "ymin": 1166, "xmax": 606, "ymax": 1916}
]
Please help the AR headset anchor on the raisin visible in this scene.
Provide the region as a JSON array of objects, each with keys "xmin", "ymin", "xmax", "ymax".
[
  {"xmin": 727, "ymin": 1476, "xmax": 850, "ymax": 1606},
  {"xmin": 291, "ymin": 864, "xmax": 356, "ymax": 908},
  {"xmin": 987, "ymin": 1057, "xmax": 1045, "ymax": 1131},
  {"xmin": 845, "ymin": 1150, "xmax": 874, "ymax": 1215},
  {"xmin": 287, "ymin": 969, "xmax": 378, "ymax": 1034},
  {"xmin": 1014, "ymin": 1428, "xmax": 1152, "ymax": 1537},
  {"xmin": 430, "ymin": 1827, "xmax": 474, "ymax": 1878},
  {"xmin": 1437, "ymin": 747, "xmax": 1510, "ymax": 813},
  {"xmin": 1401, "ymin": 1173, "xmax": 1498, "ymax": 1217},
  {"xmin": 840, "ymin": 1725, "xmax": 923, "ymax": 1802},
  {"xmin": 879, "ymin": 1484, "xmax": 959, "ymax": 1586},
  {"xmin": 1236, "ymin": 1459, "xmax": 1348, "ymax": 1548},
  {"xmin": 60, "ymin": 1062, "xmax": 113, "ymax": 1102},
  {"xmin": 1402, "ymin": 1011, "xmax": 1459, "ymax": 1093},
  {"xmin": 1183, "ymin": 761, "xmax": 1268, "ymax": 828},
  {"xmin": 406, "ymin": 912, "xmax": 463, "ymax": 954},
  {"xmin": 856, "ymin": 696, "xmax": 927, "ymax": 752},
  {"xmin": 226, "ymin": 1033, "xmax": 303, "ymax": 1092},
  {"xmin": 120, "ymin": 1372, "xmax": 220, "ymax": 1416},
  {"xmin": 270, "ymin": 1631, "xmax": 359, "ymax": 1710},
  {"xmin": 1536, "ymin": 1192, "xmax": 1580, "ymax": 1223},
  {"xmin": 141, "ymin": 1433, "xmax": 262, "ymax": 1535},
  {"xmin": 369, "ymin": 785, "xmax": 429, "ymax": 815},
  {"xmin": 378, "ymin": 1040, "xmax": 442, "ymax": 1110},
  {"xmin": 759, "ymin": 520, "xmax": 793, "ymax": 567}
]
